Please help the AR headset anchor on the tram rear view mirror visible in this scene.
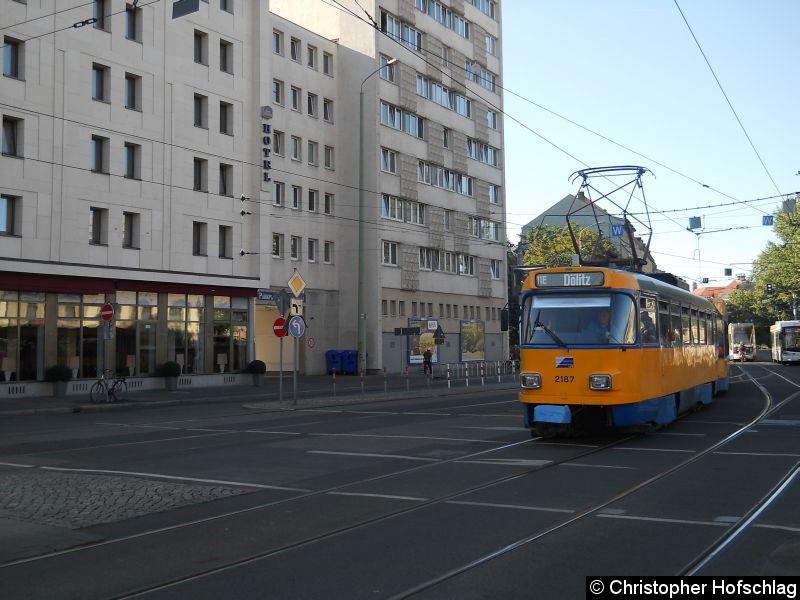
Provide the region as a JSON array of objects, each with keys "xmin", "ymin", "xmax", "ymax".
[{"xmin": 500, "ymin": 308, "xmax": 509, "ymax": 332}]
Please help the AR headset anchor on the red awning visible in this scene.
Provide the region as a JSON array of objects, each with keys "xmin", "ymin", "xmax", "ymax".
[{"xmin": 0, "ymin": 271, "xmax": 257, "ymax": 297}]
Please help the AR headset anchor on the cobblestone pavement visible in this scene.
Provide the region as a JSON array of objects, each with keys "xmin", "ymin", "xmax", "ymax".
[{"xmin": 0, "ymin": 470, "xmax": 253, "ymax": 529}]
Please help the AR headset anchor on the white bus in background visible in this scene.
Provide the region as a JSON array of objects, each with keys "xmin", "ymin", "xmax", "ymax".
[
  {"xmin": 770, "ymin": 320, "xmax": 800, "ymax": 364},
  {"xmin": 728, "ymin": 322, "xmax": 756, "ymax": 361}
]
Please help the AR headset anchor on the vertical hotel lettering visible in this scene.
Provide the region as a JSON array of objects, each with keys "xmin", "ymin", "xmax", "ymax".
[{"xmin": 261, "ymin": 105, "xmax": 273, "ymax": 182}]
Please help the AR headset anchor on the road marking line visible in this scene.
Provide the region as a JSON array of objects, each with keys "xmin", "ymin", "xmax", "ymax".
[
  {"xmin": 561, "ymin": 463, "xmax": 636, "ymax": 470},
  {"xmin": 445, "ymin": 500, "xmax": 573, "ymax": 514},
  {"xmin": 597, "ymin": 514, "xmax": 727, "ymax": 527},
  {"xmin": 613, "ymin": 447, "xmax": 696, "ymax": 453},
  {"xmin": 39, "ymin": 466, "xmax": 309, "ymax": 491},
  {"xmin": 451, "ymin": 426, "xmax": 526, "ymax": 431},
  {"xmin": 653, "ymin": 432, "xmax": 706, "ymax": 437},
  {"xmin": 456, "ymin": 458, "xmax": 551, "ymax": 467},
  {"xmin": 327, "ymin": 491, "xmax": 426, "ymax": 502},
  {"xmin": 756, "ymin": 523, "xmax": 800, "ymax": 533},
  {"xmin": 0, "ymin": 461, "xmax": 35, "ymax": 468},
  {"xmin": 715, "ymin": 451, "xmax": 800, "ymax": 458},
  {"xmin": 186, "ymin": 428, "xmax": 238, "ymax": 433},
  {"xmin": 310, "ymin": 432, "xmax": 499, "ymax": 444},
  {"xmin": 403, "ymin": 412, "xmax": 452, "ymax": 416},
  {"xmin": 243, "ymin": 430, "xmax": 302, "ymax": 435},
  {"xmin": 307, "ymin": 450, "xmax": 438, "ymax": 462}
]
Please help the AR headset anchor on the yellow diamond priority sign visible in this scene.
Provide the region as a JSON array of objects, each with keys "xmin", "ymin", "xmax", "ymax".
[{"xmin": 287, "ymin": 271, "xmax": 307, "ymax": 298}]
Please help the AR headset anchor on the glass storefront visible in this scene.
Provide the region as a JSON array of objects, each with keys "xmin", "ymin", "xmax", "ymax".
[
  {"xmin": 1, "ymin": 291, "xmax": 46, "ymax": 382},
  {"xmin": 167, "ymin": 293, "xmax": 205, "ymax": 373}
]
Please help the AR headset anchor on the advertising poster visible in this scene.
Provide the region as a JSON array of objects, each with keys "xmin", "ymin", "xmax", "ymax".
[
  {"xmin": 460, "ymin": 320, "xmax": 485, "ymax": 362},
  {"xmin": 408, "ymin": 318, "xmax": 438, "ymax": 365}
]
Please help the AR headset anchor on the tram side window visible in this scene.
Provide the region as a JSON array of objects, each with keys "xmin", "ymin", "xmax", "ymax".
[
  {"xmin": 691, "ymin": 309, "xmax": 699, "ymax": 345},
  {"xmin": 639, "ymin": 297, "xmax": 657, "ymax": 344},
  {"xmin": 658, "ymin": 301, "xmax": 670, "ymax": 345},
  {"xmin": 670, "ymin": 303, "xmax": 682, "ymax": 346},
  {"xmin": 681, "ymin": 306, "xmax": 692, "ymax": 344},
  {"xmin": 699, "ymin": 312, "xmax": 707, "ymax": 344}
]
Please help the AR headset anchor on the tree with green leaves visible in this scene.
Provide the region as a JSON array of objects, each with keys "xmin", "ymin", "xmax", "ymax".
[
  {"xmin": 751, "ymin": 208, "xmax": 800, "ymax": 321},
  {"xmin": 520, "ymin": 224, "xmax": 618, "ymax": 267}
]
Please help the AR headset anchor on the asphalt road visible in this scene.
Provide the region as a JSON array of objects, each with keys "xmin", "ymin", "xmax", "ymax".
[{"xmin": 0, "ymin": 362, "xmax": 798, "ymax": 599}]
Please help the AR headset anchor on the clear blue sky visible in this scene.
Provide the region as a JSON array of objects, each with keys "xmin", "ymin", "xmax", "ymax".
[{"xmin": 502, "ymin": 1, "xmax": 798, "ymax": 286}]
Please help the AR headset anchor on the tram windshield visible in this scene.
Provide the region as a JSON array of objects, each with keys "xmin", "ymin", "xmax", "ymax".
[
  {"xmin": 782, "ymin": 327, "xmax": 800, "ymax": 351},
  {"xmin": 730, "ymin": 324, "xmax": 754, "ymax": 346},
  {"xmin": 521, "ymin": 293, "xmax": 637, "ymax": 346}
]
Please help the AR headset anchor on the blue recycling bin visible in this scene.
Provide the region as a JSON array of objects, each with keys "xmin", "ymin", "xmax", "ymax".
[
  {"xmin": 340, "ymin": 350, "xmax": 358, "ymax": 375},
  {"xmin": 325, "ymin": 350, "xmax": 342, "ymax": 374}
]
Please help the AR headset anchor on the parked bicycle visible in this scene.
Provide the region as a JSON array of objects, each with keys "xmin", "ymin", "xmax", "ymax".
[{"xmin": 89, "ymin": 369, "xmax": 128, "ymax": 403}]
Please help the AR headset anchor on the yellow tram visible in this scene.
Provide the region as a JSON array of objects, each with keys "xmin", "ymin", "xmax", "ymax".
[{"xmin": 518, "ymin": 266, "xmax": 728, "ymax": 435}]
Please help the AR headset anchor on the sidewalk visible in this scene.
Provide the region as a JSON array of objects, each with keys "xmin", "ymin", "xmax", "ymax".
[{"xmin": 0, "ymin": 371, "xmax": 520, "ymax": 416}]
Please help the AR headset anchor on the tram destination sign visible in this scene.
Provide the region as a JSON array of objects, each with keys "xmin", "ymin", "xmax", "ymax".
[{"xmin": 535, "ymin": 272, "xmax": 604, "ymax": 288}]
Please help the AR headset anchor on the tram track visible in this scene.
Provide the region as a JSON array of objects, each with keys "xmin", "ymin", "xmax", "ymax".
[{"xmin": 389, "ymin": 367, "xmax": 786, "ymax": 598}]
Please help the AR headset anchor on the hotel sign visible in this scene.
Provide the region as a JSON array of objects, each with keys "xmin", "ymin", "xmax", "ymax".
[{"xmin": 261, "ymin": 106, "xmax": 273, "ymax": 183}]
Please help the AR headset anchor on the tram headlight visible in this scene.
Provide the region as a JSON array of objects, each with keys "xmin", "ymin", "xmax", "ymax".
[
  {"xmin": 589, "ymin": 374, "xmax": 612, "ymax": 390},
  {"xmin": 520, "ymin": 373, "xmax": 542, "ymax": 389}
]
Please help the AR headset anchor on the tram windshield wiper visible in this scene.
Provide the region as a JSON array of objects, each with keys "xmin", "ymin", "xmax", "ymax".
[{"xmin": 534, "ymin": 310, "xmax": 568, "ymax": 349}]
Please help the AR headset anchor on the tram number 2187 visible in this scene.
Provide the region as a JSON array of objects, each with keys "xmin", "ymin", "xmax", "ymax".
[{"xmin": 554, "ymin": 375, "xmax": 574, "ymax": 383}]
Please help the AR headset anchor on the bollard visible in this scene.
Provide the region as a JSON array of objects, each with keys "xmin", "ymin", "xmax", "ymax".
[
  {"xmin": 447, "ymin": 363, "xmax": 451, "ymax": 389},
  {"xmin": 360, "ymin": 368, "xmax": 365, "ymax": 393},
  {"xmin": 465, "ymin": 362, "xmax": 469, "ymax": 388},
  {"xmin": 480, "ymin": 362, "xmax": 485, "ymax": 386},
  {"xmin": 383, "ymin": 366, "xmax": 388, "ymax": 394},
  {"xmin": 405, "ymin": 366, "xmax": 410, "ymax": 392},
  {"xmin": 496, "ymin": 360, "xmax": 501, "ymax": 383},
  {"xmin": 332, "ymin": 367, "xmax": 337, "ymax": 396}
]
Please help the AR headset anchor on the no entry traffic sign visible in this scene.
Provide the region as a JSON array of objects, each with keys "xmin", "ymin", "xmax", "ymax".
[
  {"xmin": 100, "ymin": 303, "xmax": 114, "ymax": 322},
  {"xmin": 273, "ymin": 317, "xmax": 287, "ymax": 337}
]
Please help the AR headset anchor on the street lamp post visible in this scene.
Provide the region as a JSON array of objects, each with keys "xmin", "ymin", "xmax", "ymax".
[{"xmin": 358, "ymin": 58, "xmax": 396, "ymax": 374}]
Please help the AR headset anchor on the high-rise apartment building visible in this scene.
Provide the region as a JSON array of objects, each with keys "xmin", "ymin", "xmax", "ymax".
[{"xmin": 0, "ymin": 0, "xmax": 505, "ymax": 396}]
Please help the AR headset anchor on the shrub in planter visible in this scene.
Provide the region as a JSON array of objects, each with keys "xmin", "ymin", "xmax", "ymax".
[
  {"xmin": 247, "ymin": 360, "xmax": 267, "ymax": 386},
  {"xmin": 45, "ymin": 364, "xmax": 73, "ymax": 398},
  {"xmin": 157, "ymin": 360, "xmax": 182, "ymax": 390}
]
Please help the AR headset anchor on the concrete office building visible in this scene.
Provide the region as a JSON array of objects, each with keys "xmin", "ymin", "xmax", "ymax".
[
  {"xmin": 0, "ymin": 0, "xmax": 506, "ymax": 398},
  {"xmin": 272, "ymin": 0, "xmax": 507, "ymax": 373}
]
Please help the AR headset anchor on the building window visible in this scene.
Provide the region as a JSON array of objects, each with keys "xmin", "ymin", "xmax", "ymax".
[
  {"xmin": 383, "ymin": 241, "xmax": 398, "ymax": 265},
  {"xmin": 487, "ymin": 110, "xmax": 498, "ymax": 130},
  {"xmin": 0, "ymin": 194, "xmax": 19, "ymax": 236},
  {"xmin": 291, "ymin": 185, "xmax": 301, "ymax": 209},
  {"xmin": 124, "ymin": 73, "xmax": 141, "ymax": 110},
  {"xmin": 324, "ymin": 146, "xmax": 334, "ymax": 169},
  {"xmin": 380, "ymin": 101, "xmax": 424, "ymax": 138},
  {"xmin": 220, "ymin": 0, "xmax": 233, "ymax": 13},
  {"xmin": 193, "ymin": 30, "xmax": 208, "ymax": 64},
  {"xmin": 125, "ymin": 3, "xmax": 142, "ymax": 41},
  {"xmin": 193, "ymin": 93, "xmax": 208, "ymax": 128},
  {"xmin": 323, "ymin": 241, "xmax": 333, "ymax": 263},
  {"xmin": 218, "ymin": 225, "xmax": 232, "ymax": 258},
  {"xmin": 323, "ymin": 98, "xmax": 333, "ymax": 122},
  {"xmin": 380, "ymin": 54, "xmax": 396, "ymax": 82},
  {"xmin": 444, "ymin": 209, "xmax": 452, "ymax": 231},
  {"xmin": 307, "ymin": 141, "xmax": 318, "ymax": 166},
  {"xmin": 290, "ymin": 86, "xmax": 301, "ymax": 111},
  {"xmin": 193, "ymin": 157, "xmax": 207, "ymax": 191},
  {"xmin": 381, "ymin": 194, "xmax": 425, "ymax": 225},
  {"xmin": 3, "ymin": 37, "xmax": 23, "ymax": 79},
  {"xmin": 272, "ymin": 30, "xmax": 283, "ymax": 54},
  {"xmin": 308, "ymin": 189, "xmax": 318, "ymax": 212},
  {"xmin": 92, "ymin": 63, "xmax": 109, "ymax": 102},
  {"xmin": 290, "ymin": 236, "xmax": 301, "ymax": 260},
  {"xmin": 192, "ymin": 221, "xmax": 207, "ymax": 256},
  {"xmin": 290, "ymin": 38, "xmax": 300, "ymax": 61},
  {"xmin": 485, "ymin": 34, "xmax": 496, "ymax": 56},
  {"xmin": 323, "ymin": 51, "xmax": 332, "ymax": 75},
  {"xmin": 2, "ymin": 116, "xmax": 21, "ymax": 157},
  {"xmin": 122, "ymin": 212, "xmax": 140, "ymax": 248},
  {"xmin": 220, "ymin": 39, "xmax": 233, "ymax": 73},
  {"xmin": 93, "ymin": 0, "xmax": 108, "ymax": 31},
  {"xmin": 324, "ymin": 193, "xmax": 333, "ymax": 215},
  {"xmin": 443, "ymin": 127, "xmax": 449, "ymax": 148},
  {"xmin": 441, "ymin": 45, "xmax": 450, "ymax": 67},
  {"xmin": 272, "ymin": 79, "xmax": 283, "ymax": 104},
  {"xmin": 490, "ymin": 259, "xmax": 502, "ymax": 279},
  {"xmin": 272, "ymin": 181, "xmax": 284, "ymax": 206},
  {"xmin": 123, "ymin": 142, "xmax": 140, "ymax": 179},
  {"xmin": 467, "ymin": 138, "xmax": 499, "ymax": 166},
  {"xmin": 89, "ymin": 207, "xmax": 107, "ymax": 245},
  {"xmin": 272, "ymin": 233, "xmax": 282, "ymax": 257},
  {"xmin": 307, "ymin": 45, "xmax": 317, "ymax": 69},
  {"xmin": 307, "ymin": 93, "xmax": 318, "ymax": 117},
  {"xmin": 273, "ymin": 131, "xmax": 283, "ymax": 155},
  {"xmin": 380, "ymin": 148, "xmax": 397, "ymax": 174},
  {"xmin": 90, "ymin": 135, "xmax": 108, "ymax": 173},
  {"xmin": 307, "ymin": 238, "xmax": 318, "ymax": 262},
  {"xmin": 382, "ymin": 299, "xmax": 388, "ymax": 317},
  {"xmin": 219, "ymin": 163, "xmax": 233, "ymax": 196},
  {"xmin": 219, "ymin": 101, "xmax": 233, "ymax": 135},
  {"xmin": 488, "ymin": 184, "xmax": 500, "ymax": 205},
  {"xmin": 399, "ymin": 301, "xmax": 405, "ymax": 316},
  {"xmin": 290, "ymin": 136, "xmax": 301, "ymax": 161}
]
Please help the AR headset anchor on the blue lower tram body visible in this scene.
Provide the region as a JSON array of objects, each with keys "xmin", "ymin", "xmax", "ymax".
[{"xmin": 524, "ymin": 377, "xmax": 727, "ymax": 431}]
